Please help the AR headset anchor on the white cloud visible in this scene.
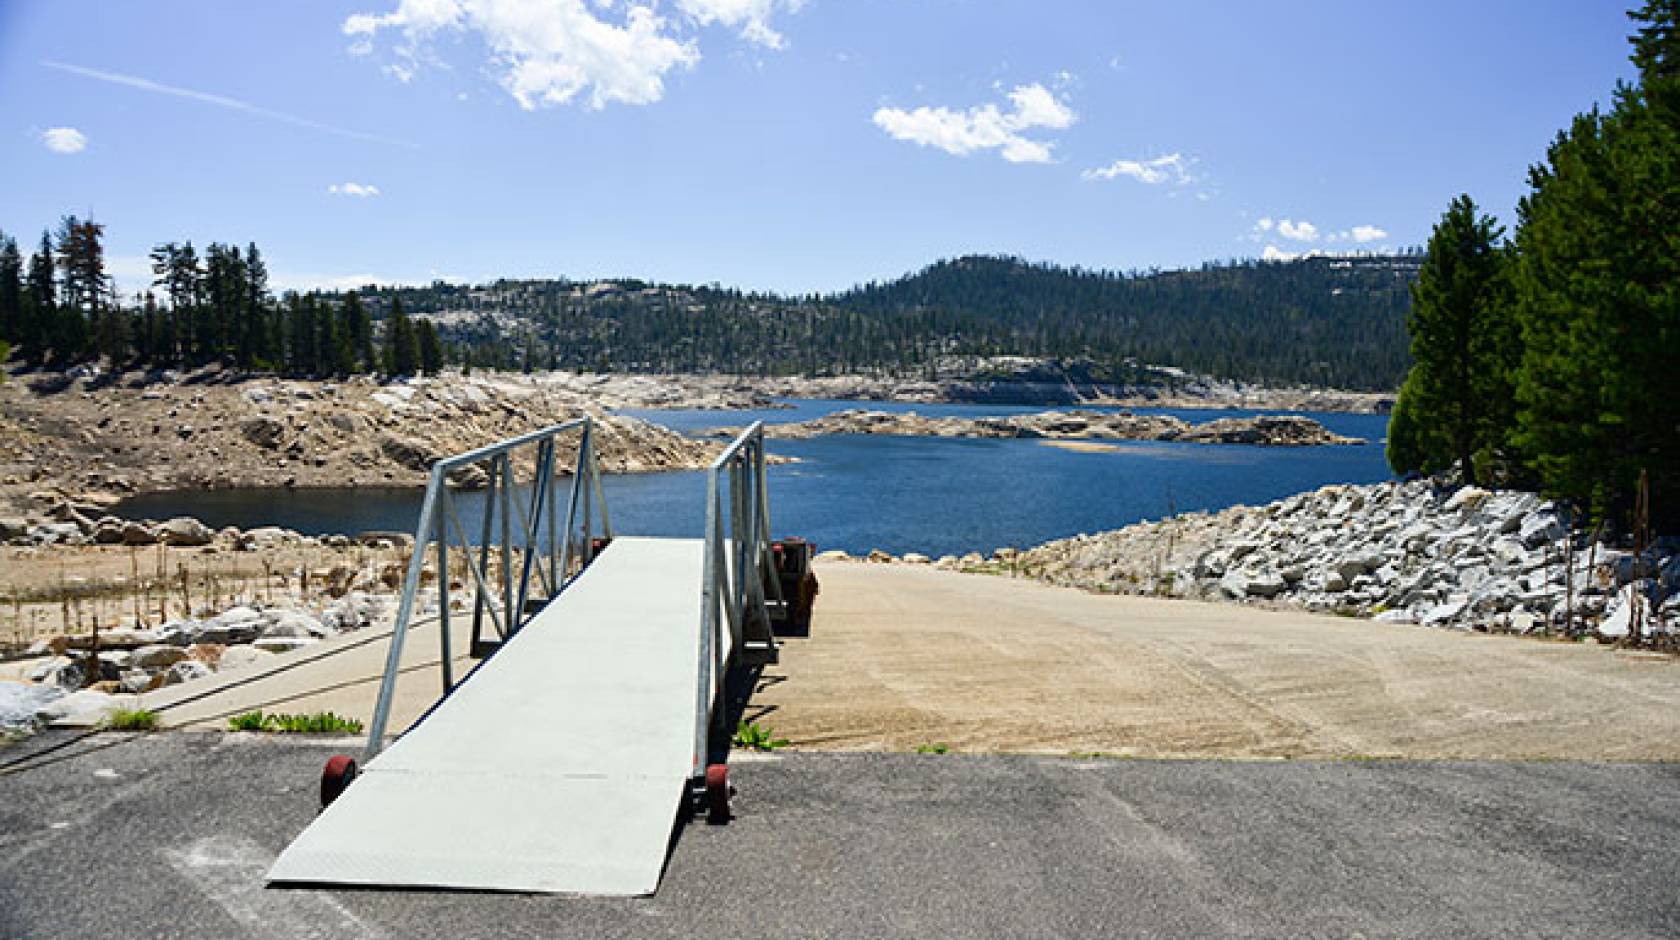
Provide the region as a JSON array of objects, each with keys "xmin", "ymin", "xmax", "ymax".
[
  {"xmin": 1082, "ymin": 152, "xmax": 1195, "ymax": 185},
  {"xmin": 39, "ymin": 126, "xmax": 87, "ymax": 154},
  {"xmin": 1254, "ymin": 217, "xmax": 1274, "ymax": 232},
  {"xmin": 328, "ymin": 182, "xmax": 382, "ymax": 197},
  {"xmin": 1261, "ymin": 245, "xmax": 1298, "ymax": 262},
  {"xmin": 871, "ymin": 82, "xmax": 1076, "ymax": 165},
  {"xmin": 1350, "ymin": 224, "xmax": 1388, "ymax": 243},
  {"xmin": 345, "ymin": 0, "xmax": 803, "ymax": 110},
  {"xmin": 42, "ymin": 60, "xmax": 416, "ymax": 148},
  {"xmin": 675, "ymin": 0, "xmax": 803, "ymax": 49},
  {"xmin": 1277, "ymin": 218, "xmax": 1318, "ymax": 242}
]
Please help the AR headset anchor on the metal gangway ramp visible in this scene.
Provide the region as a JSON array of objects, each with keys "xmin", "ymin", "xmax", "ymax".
[{"xmin": 267, "ymin": 418, "xmax": 794, "ymax": 895}]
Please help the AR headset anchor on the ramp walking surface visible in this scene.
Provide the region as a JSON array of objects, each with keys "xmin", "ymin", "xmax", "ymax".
[{"xmin": 266, "ymin": 537, "xmax": 707, "ymax": 895}]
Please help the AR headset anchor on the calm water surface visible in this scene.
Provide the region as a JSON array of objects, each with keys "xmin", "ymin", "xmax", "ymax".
[{"xmin": 114, "ymin": 399, "xmax": 1392, "ymax": 557}]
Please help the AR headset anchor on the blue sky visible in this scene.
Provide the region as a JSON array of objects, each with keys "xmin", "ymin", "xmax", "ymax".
[{"xmin": 0, "ymin": 1, "xmax": 1639, "ymax": 296}]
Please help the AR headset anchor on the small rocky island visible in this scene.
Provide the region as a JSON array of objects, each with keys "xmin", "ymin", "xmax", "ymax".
[{"xmin": 707, "ymin": 409, "xmax": 1364, "ymax": 446}]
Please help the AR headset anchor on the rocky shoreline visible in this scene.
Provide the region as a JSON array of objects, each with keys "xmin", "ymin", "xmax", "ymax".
[
  {"xmin": 829, "ymin": 479, "xmax": 1678, "ymax": 645},
  {"xmin": 0, "ymin": 521, "xmax": 421, "ymax": 732},
  {"xmin": 709, "ymin": 355, "xmax": 1395, "ymax": 414},
  {"xmin": 708, "ymin": 409, "xmax": 1364, "ymax": 446},
  {"xmin": 0, "ymin": 365, "xmax": 742, "ymax": 520}
]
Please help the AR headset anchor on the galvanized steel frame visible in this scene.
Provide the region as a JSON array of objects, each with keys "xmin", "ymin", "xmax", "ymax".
[
  {"xmin": 364, "ymin": 417, "xmax": 613, "ymax": 761},
  {"xmin": 693, "ymin": 421, "xmax": 784, "ymax": 778}
]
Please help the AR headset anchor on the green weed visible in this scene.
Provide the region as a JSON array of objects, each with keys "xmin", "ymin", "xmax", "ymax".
[
  {"xmin": 732, "ymin": 720, "xmax": 789, "ymax": 751},
  {"xmin": 225, "ymin": 710, "xmax": 364, "ymax": 735},
  {"xmin": 106, "ymin": 708, "xmax": 160, "ymax": 731}
]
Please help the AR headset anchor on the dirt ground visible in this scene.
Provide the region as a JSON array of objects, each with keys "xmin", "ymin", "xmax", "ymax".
[
  {"xmin": 58, "ymin": 558, "xmax": 1680, "ymax": 761},
  {"xmin": 0, "ymin": 540, "xmax": 409, "ymax": 649},
  {"xmin": 748, "ymin": 562, "xmax": 1680, "ymax": 760}
]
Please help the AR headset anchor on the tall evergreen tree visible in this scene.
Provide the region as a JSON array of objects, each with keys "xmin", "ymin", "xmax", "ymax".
[
  {"xmin": 150, "ymin": 242, "xmax": 200, "ymax": 365},
  {"xmin": 0, "ymin": 233, "xmax": 21, "ymax": 349},
  {"xmin": 237, "ymin": 243, "xmax": 272, "ymax": 368},
  {"xmin": 1390, "ymin": 195, "xmax": 1514, "ymax": 485},
  {"xmin": 52, "ymin": 216, "xmax": 107, "ymax": 362},
  {"xmin": 284, "ymin": 292, "xmax": 316, "ymax": 375},
  {"xmin": 1511, "ymin": 1, "xmax": 1680, "ymax": 526},
  {"xmin": 22, "ymin": 232, "xmax": 56, "ymax": 362},
  {"xmin": 416, "ymin": 316, "xmax": 444, "ymax": 376},
  {"xmin": 383, "ymin": 296, "xmax": 420, "ymax": 376},
  {"xmin": 329, "ymin": 294, "xmax": 360, "ymax": 375},
  {"xmin": 340, "ymin": 292, "xmax": 376, "ymax": 372}
]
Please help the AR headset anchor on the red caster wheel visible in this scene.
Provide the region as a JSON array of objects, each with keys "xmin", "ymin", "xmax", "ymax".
[
  {"xmin": 320, "ymin": 755, "xmax": 357, "ymax": 808},
  {"xmin": 705, "ymin": 763, "xmax": 730, "ymax": 825}
]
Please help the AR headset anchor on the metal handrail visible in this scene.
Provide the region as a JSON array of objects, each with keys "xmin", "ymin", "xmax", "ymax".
[
  {"xmin": 693, "ymin": 421, "xmax": 783, "ymax": 776},
  {"xmin": 365, "ymin": 417, "xmax": 612, "ymax": 760}
]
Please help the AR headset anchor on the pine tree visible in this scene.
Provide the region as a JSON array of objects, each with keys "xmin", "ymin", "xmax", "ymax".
[
  {"xmin": 52, "ymin": 216, "xmax": 108, "ymax": 363},
  {"xmin": 23, "ymin": 232, "xmax": 56, "ymax": 362},
  {"xmin": 0, "ymin": 233, "xmax": 21, "ymax": 348},
  {"xmin": 330, "ymin": 294, "xmax": 360, "ymax": 375},
  {"xmin": 1512, "ymin": 1, "xmax": 1680, "ymax": 526},
  {"xmin": 383, "ymin": 296, "xmax": 420, "ymax": 376},
  {"xmin": 417, "ymin": 317, "xmax": 444, "ymax": 376},
  {"xmin": 150, "ymin": 242, "xmax": 200, "ymax": 365},
  {"xmin": 284, "ymin": 292, "xmax": 316, "ymax": 375},
  {"xmin": 341, "ymin": 292, "xmax": 375, "ymax": 372},
  {"xmin": 239, "ymin": 243, "xmax": 272, "ymax": 369},
  {"xmin": 1392, "ymin": 195, "xmax": 1514, "ymax": 485}
]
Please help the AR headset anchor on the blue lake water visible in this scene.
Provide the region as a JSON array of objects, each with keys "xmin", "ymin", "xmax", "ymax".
[{"xmin": 114, "ymin": 399, "xmax": 1392, "ymax": 558}]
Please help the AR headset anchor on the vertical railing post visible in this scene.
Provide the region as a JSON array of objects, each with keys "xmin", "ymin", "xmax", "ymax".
[
  {"xmin": 365, "ymin": 464, "xmax": 446, "ymax": 762},
  {"xmin": 437, "ymin": 495, "xmax": 453, "ymax": 693},
  {"xmin": 547, "ymin": 436, "xmax": 560, "ymax": 592},
  {"xmin": 500, "ymin": 453, "xmax": 514, "ymax": 631},
  {"xmin": 695, "ymin": 462, "xmax": 722, "ymax": 774},
  {"xmin": 592, "ymin": 426, "xmax": 612, "ymax": 540},
  {"xmin": 581, "ymin": 425, "xmax": 594, "ymax": 564},
  {"xmin": 559, "ymin": 434, "xmax": 583, "ymax": 585},
  {"xmin": 515, "ymin": 439, "xmax": 551, "ymax": 617},
  {"xmin": 472, "ymin": 466, "xmax": 497, "ymax": 648}
]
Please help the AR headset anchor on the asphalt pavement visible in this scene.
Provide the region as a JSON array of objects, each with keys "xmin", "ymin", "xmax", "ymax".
[{"xmin": 2, "ymin": 731, "xmax": 1677, "ymax": 939}]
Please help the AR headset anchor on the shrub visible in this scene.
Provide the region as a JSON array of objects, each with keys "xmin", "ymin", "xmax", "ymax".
[
  {"xmin": 732, "ymin": 720, "xmax": 789, "ymax": 751},
  {"xmin": 106, "ymin": 708, "xmax": 160, "ymax": 731}
]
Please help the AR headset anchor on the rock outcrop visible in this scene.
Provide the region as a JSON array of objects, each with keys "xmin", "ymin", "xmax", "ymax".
[
  {"xmin": 710, "ymin": 409, "xmax": 1362, "ymax": 447},
  {"xmin": 1006, "ymin": 480, "xmax": 1678, "ymax": 641},
  {"xmin": 0, "ymin": 368, "xmax": 730, "ymax": 518}
]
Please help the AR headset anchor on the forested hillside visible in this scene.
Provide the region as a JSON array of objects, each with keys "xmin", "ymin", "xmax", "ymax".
[
  {"xmin": 831, "ymin": 255, "xmax": 1419, "ymax": 389},
  {"xmin": 357, "ymin": 253, "xmax": 1419, "ymax": 390},
  {"xmin": 0, "ymin": 216, "xmax": 1417, "ymax": 391}
]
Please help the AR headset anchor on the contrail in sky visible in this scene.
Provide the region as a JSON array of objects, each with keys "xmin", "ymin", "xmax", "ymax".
[{"xmin": 41, "ymin": 59, "xmax": 419, "ymax": 149}]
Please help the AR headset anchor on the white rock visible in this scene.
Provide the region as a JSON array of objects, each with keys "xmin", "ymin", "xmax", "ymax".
[
  {"xmin": 1518, "ymin": 513, "xmax": 1566, "ymax": 548},
  {"xmin": 164, "ymin": 660, "xmax": 214, "ymax": 686},
  {"xmin": 36, "ymin": 689, "xmax": 118, "ymax": 725},
  {"xmin": 259, "ymin": 615, "xmax": 318, "ymax": 640},
  {"xmin": 1597, "ymin": 583, "xmax": 1656, "ymax": 638},
  {"xmin": 0, "ymin": 683, "xmax": 65, "ymax": 735},
  {"xmin": 1444, "ymin": 486, "xmax": 1491, "ymax": 514},
  {"xmin": 129, "ymin": 644, "xmax": 187, "ymax": 670},
  {"xmin": 216, "ymin": 645, "xmax": 274, "ymax": 672},
  {"xmin": 1422, "ymin": 599, "xmax": 1468, "ymax": 626},
  {"xmin": 158, "ymin": 516, "xmax": 215, "ymax": 546}
]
